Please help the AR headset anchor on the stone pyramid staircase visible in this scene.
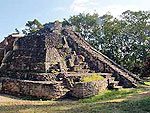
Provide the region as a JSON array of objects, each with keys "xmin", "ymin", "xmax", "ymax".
[
  {"xmin": 107, "ymin": 76, "xmax": 122, "ymax": 89},
  {"xmin": 63, "ymin": 28, "xmax": 141, "ymax": 88}
]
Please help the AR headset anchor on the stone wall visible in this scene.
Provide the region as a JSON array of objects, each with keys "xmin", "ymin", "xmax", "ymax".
[
  {"xmin": 70, "ymin": 79, "xmax": 108, "ymax": 98},
  {"xmin": 1, "ymin": 78, "xmax": 69, "ymax": 99},
  {"xmin": 0, "ymin": 34, "xmax": 46, "ymax": 72},
  {"xmin": 0, "ymin": 72, "xmax": 57, "ymax": 81}
]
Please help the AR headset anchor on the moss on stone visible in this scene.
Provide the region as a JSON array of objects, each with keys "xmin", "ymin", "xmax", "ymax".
[{"xmin": 81, "ymin": 73, "xmax": 104, "ymax": 82}]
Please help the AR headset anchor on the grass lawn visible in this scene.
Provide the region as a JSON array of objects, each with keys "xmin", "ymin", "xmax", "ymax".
[{"xmin": 0, "ymin": 85, "xmax": 150, "ymax": 113}]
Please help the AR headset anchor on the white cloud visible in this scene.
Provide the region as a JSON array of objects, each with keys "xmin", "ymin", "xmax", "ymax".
[
  {"xmin": 98, "ymin": 5, "xmax": 139, "ymax": 17},
  {"xmin": 70, "ymin": 0, "xmax": 98, "ymax": 14},
  {"xmin": 70, "ymin": 0, "xmax": 146, "ymax": 17}
]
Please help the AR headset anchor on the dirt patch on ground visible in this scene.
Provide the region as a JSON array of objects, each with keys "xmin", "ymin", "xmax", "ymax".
[
  {"xmin": 139, "ymin": 91, "xmax": 150, "ymax": 96},
  {"xmin": 126, "ymin": 91, "xmax": 150, "ymax": 101},
  {"xmin": 0, "ymin": 93, "xmax": 56, "ymax": 106}
]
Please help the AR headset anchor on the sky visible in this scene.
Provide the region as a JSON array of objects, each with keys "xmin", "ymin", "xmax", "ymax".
[{"xmin": 0, "ymin": 0, "xmax": 150, "ymax": 41}]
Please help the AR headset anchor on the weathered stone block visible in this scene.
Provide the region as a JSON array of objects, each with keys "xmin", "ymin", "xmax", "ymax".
[
  {"xmin": 2, "ymin": 78, "xmax": 20, "ymax": 95},
  {"xmin": 1, "ymin": 78, "xmax": 69, "ymax": 99},
  {"xmin": 70, "ymin": 79, "xmax": 108, "ymax": 98},
  {"xmin": 0, "ymin": 72, "xmax": 57, "ymax": 81}
]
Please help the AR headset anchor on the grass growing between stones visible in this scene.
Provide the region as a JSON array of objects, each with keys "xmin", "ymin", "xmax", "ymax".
[
  {"xmin": 0, "ymin": 85, "xmax": 149, "ymax": 113},
  {"xmin": 81, "ymin": 73, "xmax": 104, "ymax": 82}
]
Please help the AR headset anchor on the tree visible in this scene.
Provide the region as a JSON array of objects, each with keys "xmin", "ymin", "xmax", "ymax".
[
  {"xmin": 22, "ymin": 19, "xmax": 43, "ymax": 34},
  {"xmin": 64, "ymin": 11, "xmax": 150, "ymax": 76},
  {"xmin": 63, "ymin": 13, "xmax": 100, "ymax": 48},
  {"xmin": 120, "ymin": 10, "xmax": 150, "ymax": 74}
]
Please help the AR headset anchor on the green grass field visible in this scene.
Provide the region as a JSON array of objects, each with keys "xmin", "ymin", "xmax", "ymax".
[{"xmin": 0, "ymin": 85, "xmax": 150, "ymax": 113}]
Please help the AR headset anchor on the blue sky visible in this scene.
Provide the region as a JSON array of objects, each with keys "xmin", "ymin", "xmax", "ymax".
[{"xmin": 0, "ymin": 0, "xmax": 150, "ymax": 41}]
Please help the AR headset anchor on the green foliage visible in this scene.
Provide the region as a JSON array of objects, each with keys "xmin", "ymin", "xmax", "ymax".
[
  {"xmin": 22, "ymin": 19, "xmax": 44, "ymax": 34},
  {"xmin": 81, "ymin": 74, "xmax": 104, "ymax": 82},
  {"xmin": 63, "ymin": 13, "xmax": 100, "ymax": 47},
  {"xmin": 64, "ymin": 11, "xmax": 150, "ymax": 76}
]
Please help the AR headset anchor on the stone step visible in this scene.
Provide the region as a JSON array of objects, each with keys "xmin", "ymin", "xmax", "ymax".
[
  {"xmin": 65, "ymin": 72, "xmax": 112, "ymax": 77},
  {"xmin": 110, "ymin": 81, "xmax": 119, "ymax": 84},
  {"xmin": 54, "ymin": 85, "xmax": 65, "ymax": 89},
  {"xmin": 108, "ymin": 77, "xmax": 115, "ymax": 82},
  {"xmin": 109, "ymin": 81, "xmax": 119, "ymax": 87},
  {"xmin": 101, "ymin": 73, "xmax": 112, "ymax": 78},
  {"xmin": 1, "ymin": 77, "xmax": 69, "ymax": 100},
  {"xmin": 78, "ymin": 69, "xmax": 90, "ymax": 73},
  {"xmin": 54, "ymin": 88, "xmax": 70, "ymax": 92},
  {"xmin": 69, "ymin": 30, "xmax": 140, "ymax": 87},
  {"xmin": 113, "ymin": 86, "xmax": 123, "ymax": 89},
  {"xmin": 108, "ymin": 84, "xmax": 123, "ymax": 90},
  {"xmin": 132, "ymin": 82, "xmax": 138, "ymax": 88}
]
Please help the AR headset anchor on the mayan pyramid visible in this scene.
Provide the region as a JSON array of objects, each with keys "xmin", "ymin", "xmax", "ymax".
[{"xmin": 0, "ymin": 21, "xmax": 141, "ymax": 99}]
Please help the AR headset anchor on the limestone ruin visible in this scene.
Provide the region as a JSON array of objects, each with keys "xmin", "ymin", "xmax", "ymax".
[{"xmin": 0, "ymin": 21, "xmax": 141, "ymax": 99}]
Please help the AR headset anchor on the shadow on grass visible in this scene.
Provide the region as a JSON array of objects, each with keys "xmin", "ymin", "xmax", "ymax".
[
  {"xmin": 0, "ymin": 93, "xmax": 23, "ymax": 100},
  {"xmin": 0, "ymin": 100, "xmax": 78, "ymax": 113},
  {"xmin": 0, "ymin": 92, "xmax": 79, "ymax": 101},
  {"xmin": 67, "ymin": 96, "xmax": 150, "ymax": 113},
  {"xmin": 0, "ymin": 92, "xmax": 42, "ymax": 101},
  {"xmin": 0, "ymin": 96, "xmax": 150, "ymax": 113},
  {"xmin": 79, "ymin": 88, "xmax": 142, "ymax": 103}
]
